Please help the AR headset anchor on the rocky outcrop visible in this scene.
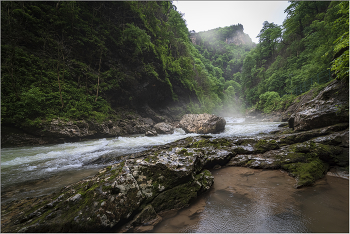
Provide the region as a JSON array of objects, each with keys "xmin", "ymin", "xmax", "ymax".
[
  {"xmin": 153, "ymin": 122, "xmax": 174, "ymax": 134},
  {"xmin": 225, "ymin": 30, "xmax": 253, "ymax": 46},
  {"xmin": 1, "ymin": 114, "xmax": 156, "ymax": 147},
  {"xmin": 1, "ymin": 139, "xmax": 218, "ymax": 233},
  {"xmin": 288, "ymin": 79, "xmax": 349, "ymax": 131},
  {"xmin": 179, "ymin": 113, "xmax": 226, "ymax": 134}
]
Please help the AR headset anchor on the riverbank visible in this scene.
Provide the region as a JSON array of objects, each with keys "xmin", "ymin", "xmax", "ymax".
[{"xmin": 1, "ymin": 119, "xmax": 348, "ymax": 232}]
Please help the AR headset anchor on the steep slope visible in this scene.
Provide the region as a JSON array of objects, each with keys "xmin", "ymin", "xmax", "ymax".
[
  {"xmin": 1, "ymin": 2, "xmax": 200, "ymax": 125},
  {"xmin": 189, "ymin": 24, "xmax": 255, "ymax": 115},
  {"xmin": 241, "ymin": 1, "xmax": 349, "ymax": 112},
  {"xmin": 1, "ymin": 1, "xmax": 207, "ymax": 146}
]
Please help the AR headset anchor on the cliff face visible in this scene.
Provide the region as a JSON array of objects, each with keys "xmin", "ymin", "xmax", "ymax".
[
  {"xmin": 225, "ymin": 31, "xmax": 253, "ymax": 46},
  {"xmin": 190, "ymin": 25, "xmax": 253, "ymax": 46}
]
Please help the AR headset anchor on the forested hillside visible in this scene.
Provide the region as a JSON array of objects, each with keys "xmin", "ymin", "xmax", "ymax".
[
  {"xmin": 240, "ymin": 1, "xmax": 349, "ymax": 113},
  {"xmin": 2, "ymin": 1, "xmax": 244, "ymax": 128},
  {"xmin": 190, "ymin": 24, "xmax": 255, "ymax": 115},
  {"xmin": 2, "ymin": 1, "xmax": 348, "ymax": 130},
  {"xmin": 2, "ymin": 1, "xmax": 193, "ymax": 126}
]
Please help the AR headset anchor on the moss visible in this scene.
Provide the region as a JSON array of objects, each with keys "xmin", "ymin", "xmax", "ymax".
[
  {"xmin": 234, "ymin": 147, "xmax": 247, "ymax": 154},
  {"xmin": 29, "ymin": 209, "xmax": 52, "ymax": 225},
  {"xmin": 178, "ymin": 148, "xmax": 193, "ymax": 156},
  {"xmin": 313, "ymin": 144, "xmax": 348, "ymax": 166},
  {"xmin": 102, "ymin": 185, "xmax": 112, "ymax": 191},
  {"xmin": 245, "ymin": 160, "xmax": 255, "ymax": 166},
  {"xmin": 179, "ymin": 148, "xmax": 188, "ymax": 154},
  {"xmin": 152, "ymin": 180, "xmax": 160, "ymax": 190},
  {"xmin": 289, "ymin": 141, "xmax": 317, "ymax": 154},
  {"xmin": 282, "ymin": 158, "xmax": 328, "ymax": 188},
  {"xmin": 190, "ymin": 139, "xmax": 207, "ymax": 148},
  {"xmin": 254, "ymin": 139, "xmax": 279, "ymax": 153},
  {"xmin": 144, "ymin": 154, "xmax": 158, "ymax": 163},
  {"xmin": 150, "ymin": 180, "xmax": 201, "ymax": 213},
  {"xmin": 238, "ymin": 139, "xmax": 256, "ymax": 145},
  {"xmin": 279, "ymin": 135, "xmax": 297, "ymax": 145},
  {"xmin": 189, "ymin": 138, "xmax": 231, "ymax": 149},
  {"xmin": 281, "ymin": 129, "xmax": 294, "ymax": 134},
  {"xmin": 108, "ymin": 161, "xmax": 125, "ymax": 181}
]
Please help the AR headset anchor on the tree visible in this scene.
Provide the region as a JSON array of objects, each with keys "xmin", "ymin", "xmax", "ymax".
[
  {"xmin": 257, "ymin": 21, "xmax": 282, "ymax": 61},
  {"xmin": 330, "ymin": 1, "xmax": 349, "ymax": 80}
]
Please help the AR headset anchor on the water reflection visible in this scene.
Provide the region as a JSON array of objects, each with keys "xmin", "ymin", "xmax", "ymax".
[{"xmin": 153, "ymin": 167, "xmax": 349, "ymax": 233}]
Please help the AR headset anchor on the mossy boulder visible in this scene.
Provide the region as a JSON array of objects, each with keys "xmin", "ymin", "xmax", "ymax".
[
  {"xmin": 151, "ymin": 169, "xmax": 214, "ymax": 212},
  {"xmin": 227, "ymin": 132, "xmax": 348, "ymax": 188},
  {"xmin": 282, "ymin": 158, "xmax": 329, "ymax": 188},
  {"xmin": 3, "ymin": 140, "xmax": 217, "ymax": 233}
]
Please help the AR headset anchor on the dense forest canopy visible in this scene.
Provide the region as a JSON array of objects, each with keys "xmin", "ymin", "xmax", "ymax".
[
  {"xmin": 240, "ymin": 1, "xmax": 349, "ymax": 112},
  {"xmin": 1, "ymin": 1, "xmax": 349, "ymax": 128},
  {"xmin": 1, "ymin": 1, "xmax": 203, "ymax": 126}
]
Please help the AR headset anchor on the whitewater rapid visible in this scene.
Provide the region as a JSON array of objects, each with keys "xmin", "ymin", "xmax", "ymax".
[{"xmin": 1, "ymin": 117, "xmax": 282, "ymax": 203}]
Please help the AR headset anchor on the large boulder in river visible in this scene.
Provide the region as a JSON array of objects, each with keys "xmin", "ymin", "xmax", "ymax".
[
  {"xmin": 154, "ymin": 122, "xmax": 174, "ymax": 134},
  {"xmin": 179, "ymin": 113, "xmax": 226, "ymax": 134},
  {"xmin": 289, "ymin": 79, "xmax": 349, "ymax": 131}
]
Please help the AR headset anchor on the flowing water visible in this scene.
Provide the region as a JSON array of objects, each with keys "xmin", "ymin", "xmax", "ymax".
[
  {"xmin": 1, "ymin": 118, "xmax": 348, "ymax": 232},
  {"xmin": 1, "ymin": 118, "xmax": 278, "ymax": 203}
]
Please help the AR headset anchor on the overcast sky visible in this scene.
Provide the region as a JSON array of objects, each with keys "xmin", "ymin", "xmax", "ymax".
[{"xmin": 173, "ymin": 1, "xmax": 290, "ymax": 44}]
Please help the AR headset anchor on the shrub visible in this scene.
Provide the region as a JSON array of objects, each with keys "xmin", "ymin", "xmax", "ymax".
[{"xmin": 257, "ymin": 91, "xmax": 281, "ymax": 113}]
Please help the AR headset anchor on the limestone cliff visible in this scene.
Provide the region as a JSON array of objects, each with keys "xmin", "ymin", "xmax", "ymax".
[{"xmin": 225, "ymin": 30, "xmax": 253, "ymax": 46}]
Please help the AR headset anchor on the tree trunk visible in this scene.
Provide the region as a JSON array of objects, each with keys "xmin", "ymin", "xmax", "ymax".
[
  {"xmin": 57, "ymin": 45, "xmax": 64, "ymax": 109},
  {"xmin": 95, "ymin": 49, "xmax": 102, "ymax": 102}
]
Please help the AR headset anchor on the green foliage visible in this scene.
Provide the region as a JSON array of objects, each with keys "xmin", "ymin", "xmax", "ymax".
[
  {"xmin": 241, "ymin": 1, "xmax": 349, "ymax": 109},
  {"xmin": 3, "ymin": 0, "xmax": 347, "ymax": 126},
  {"xmin": 257, "ymin": 91, "xmax": 281, "ymax": 114},
  {"xmin": 1, "ymin": 1, "xmax": 215, "ymax": 125},
  {"xmin": 330, "ymin": 2, "xmax": 349, "ymax": 80},
  {"xmin": 189, "ymin": 24, "xmax": 254, "ymax": 115}
]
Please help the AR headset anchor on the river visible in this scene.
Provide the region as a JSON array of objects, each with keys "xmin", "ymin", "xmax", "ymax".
[
  {"xmin": 1, "ymin": 118, "xmax": 348, "ymax": 232},
  {"xmin": 1, "ymin": 118, "xmax": 277, "ymax": 203}
]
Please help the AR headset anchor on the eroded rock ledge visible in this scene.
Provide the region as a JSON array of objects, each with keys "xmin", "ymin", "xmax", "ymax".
[{"xmin": 1, "ymin": 122, "xmax": 348, "ymax": 233}]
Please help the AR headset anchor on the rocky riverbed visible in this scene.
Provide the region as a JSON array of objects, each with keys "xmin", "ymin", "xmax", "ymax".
[
  {"xmin": 1, "ymin": 120, "xmax": 348, "ymax": 232},
  {"xmin": 1, "ymin": 79, "xmax": 348, "ymax": 233}
]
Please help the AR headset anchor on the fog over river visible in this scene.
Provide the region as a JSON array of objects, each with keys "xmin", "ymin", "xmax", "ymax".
[{"xmin": 1, "ymin": 117, "xmax": 348, "ymax": 232}]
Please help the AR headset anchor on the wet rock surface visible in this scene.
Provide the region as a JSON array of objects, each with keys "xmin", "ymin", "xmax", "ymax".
[
  {"xmin": 2, "ymin": 121, "xmax": 349, "ymax": 232},
  {"xmin": 289, "ymin": 79, "xmax": 349, "ymax": 131},
  {"xmin": 179, "ymin": 113, "xmax": 226, "ymax": 134},
  {"xmin": 153, "ymin": 122, "xmax": 174, "ymax": 134},
  {"xmin": 2, "ymin": 81, "xmax": 348, "ymax": 232}
]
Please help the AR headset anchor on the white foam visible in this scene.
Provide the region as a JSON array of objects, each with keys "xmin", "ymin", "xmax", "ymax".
[{"xmin": 1, "ymin": 118, "xmax": 281, "ymax": 188}]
